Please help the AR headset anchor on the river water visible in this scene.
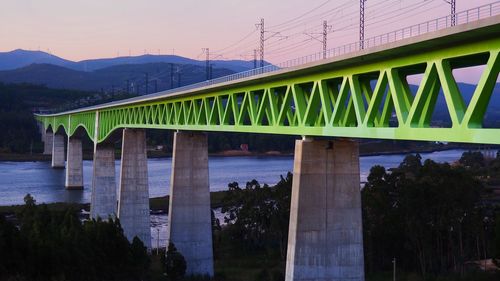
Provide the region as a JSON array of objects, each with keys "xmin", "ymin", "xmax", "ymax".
[
  {"xmin": 0, "ymin": 149, "xmax": 475, "ymax": 248},
  {"xmin": 0, "ymin": 149, "xmax": 472, "ymax": 206}
]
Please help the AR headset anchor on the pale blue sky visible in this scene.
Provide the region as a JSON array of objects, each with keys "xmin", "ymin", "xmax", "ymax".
[{"xmin": 0, "ymin": 0, "xmax": 495, "ymax": 65}]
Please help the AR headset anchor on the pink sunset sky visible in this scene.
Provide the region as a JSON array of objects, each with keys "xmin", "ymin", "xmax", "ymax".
[{"xmin": 0, "ymin": 0, "xmax": 494, "ymax": 62}]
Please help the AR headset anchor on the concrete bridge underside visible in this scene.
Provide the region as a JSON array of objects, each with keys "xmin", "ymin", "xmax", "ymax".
[{"xmin": 35, "ymin": 16, "xmax": 500, "ymax": 281}]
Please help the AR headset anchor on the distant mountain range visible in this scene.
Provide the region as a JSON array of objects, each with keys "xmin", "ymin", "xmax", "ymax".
[
  {"xmin": 0, "ymin": 62, "xmax": 235, "ymax": 92},
  {"xmin": 0, "ymin": 49, "xmax": 259, "ymax": 73}
]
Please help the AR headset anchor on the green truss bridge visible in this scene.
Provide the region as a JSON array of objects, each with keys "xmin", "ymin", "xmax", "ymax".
[
  {"xmin": 37, "ymin": 15, "xmax": 500, "ymax": 145},
  {"xmin": 32, "ymin": 5, "xmax": 500, "ymax": 281}
]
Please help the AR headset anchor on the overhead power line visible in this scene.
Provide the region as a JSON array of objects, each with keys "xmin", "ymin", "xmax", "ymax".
[{"xmin": 267, "ymin": 0, "xmax": 333, "ymax": 29}]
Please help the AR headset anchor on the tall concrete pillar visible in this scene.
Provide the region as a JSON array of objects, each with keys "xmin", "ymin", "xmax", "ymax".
[
  {"xmin": 285, "ymin": 138, "xmax": 364, "ymax": 281},
  {"xmin": 65, "ymin": 136, "xmax": 84, "ymax": 190},
  {"xmin": 167, "ymin": 132, "xmax": 214, "ymax": 276},
  {"xmin": 90, "ymin": 143, "xmax": 117, "ymax": 220},
  {"xmin": 51, "ymin": 132, "xmax": 65, "ymax": 168},
  {"xmin": 43, "ymin": 131, "xmax": 53, "ymax": 155},
  {"xmin": 117, "ymin": 129, "xmax": 151, "ymax": 249}
]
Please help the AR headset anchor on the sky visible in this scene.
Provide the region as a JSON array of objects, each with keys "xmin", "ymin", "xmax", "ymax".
[{"xmin": 0, "ymin": 0, "xmax": 495, "ymax": 65}]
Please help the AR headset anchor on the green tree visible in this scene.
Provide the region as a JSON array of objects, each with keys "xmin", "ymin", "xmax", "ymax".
[
  {"xmin": 165, "ymin": 242, "xmax": 187, "ymax": 281},
  {"xmin": 459, "ymin": 151, "xmax": 485, "ymax": 173},
  {"xmin": 362, "ymin": 154, "xmax": 485, "ymax": 278},
  {"xmin": 130, "ymin": 236, "xmax": 151, "ymax": 279},
  {"xmin": 221, "ymin": 173, "xmax": 291, "ymax": 256},
  {"xmin": 495, "ymin": 212, "xmax": 500, "ymax": 261},
  {"xmin": 1, "ymin": 194, "xmax": 151, "ymax": 280}
]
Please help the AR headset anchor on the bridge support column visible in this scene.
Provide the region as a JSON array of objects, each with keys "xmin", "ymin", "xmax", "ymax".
[
  {"xmin": 117, "ymin": 129, "xmax": 151, "ymax": 249},
  {"xmin": 285, "ymin": 138, "xmax": 364, "ymax": 281},
  {"xmin": 168, "ymin": 132, "xmax": 214, "ymax": 277},
  {"xmin": 43, "ymin": 131, "xmax": 53, "ymax": 155},
  {"xmin": 51, "ymin": 132, "xmax": 65, "ymax": 168},
  {"xmin": 65, "ymin": 136, "xmax": 84, "ymax": 190},
  {"xmin": 90, "ymin": 143, "xmax": 116, "ymax": 219}
]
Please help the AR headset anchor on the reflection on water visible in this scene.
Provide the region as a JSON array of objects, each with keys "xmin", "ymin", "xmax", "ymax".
[{"xmin": 0, "ymin": 149, "xmax": 472, "ymax": 206}]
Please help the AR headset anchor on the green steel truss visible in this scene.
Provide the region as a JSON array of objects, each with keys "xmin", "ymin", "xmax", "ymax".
[
  {"xmin": 44, "ymin": 112, "xmax": 96, "ymax": 140},
  {"xmin": 38, "ymin": 37, "xmax": 500, "ymax": 144}
]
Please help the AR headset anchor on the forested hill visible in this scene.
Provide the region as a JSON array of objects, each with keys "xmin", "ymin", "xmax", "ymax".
[
  {"xmin": 0, "ymin": 83, "xmax": 125, "ymax": 153},
  {"xmin": 0, "ymin": 49, "xmax": 258, "ymax": 72},
  {"xmin": 0, "ymin": 62, "xmax": 235, "ymax": 92}
]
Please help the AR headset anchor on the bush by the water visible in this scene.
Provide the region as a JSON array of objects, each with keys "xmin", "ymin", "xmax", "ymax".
[
  {"xmin": 362, "ymin": 153, "xmax": 500, "ymax": 279},
  {"xmin": 0, "ymin": 194, "xmax": 150, "ymax": 281}
]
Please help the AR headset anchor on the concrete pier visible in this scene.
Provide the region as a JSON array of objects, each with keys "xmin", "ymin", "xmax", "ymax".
[
  {"xmin": 42, "ymin": 130, "xmax": 53, "ymax": 155},
  {"xmin": 90, "ymin": 143, "xmax": 117, "ymax": 220},
  {"xmin": 117, "ymin": 129, "xmax": 151, "ymax": 249},
  {"xmin": 167, "ymin": 132, "xmax": 214, "ymax": 277},
  {"xmin": 51, "ymin": 133, "xmax": 65, "ymax": 168},
  {"xmin": 65, "ymin": 136, "xmax": 83, "ymax": 190},
  {"xmin": 285, "ymin": 138, "xmax": 364, "ymax": 281}
]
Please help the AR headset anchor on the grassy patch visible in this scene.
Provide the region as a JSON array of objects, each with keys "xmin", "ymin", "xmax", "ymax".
[
  {"xmin": 0, "ymin": 202, "xmax": 88, "ymax": 214},
  {"xmin": 0, "ymin": 191, "xmax": 230, "ymax": 215},
  {"xmin": 149, "ymin": 191, "xmax": 228, "ymax": 212}
]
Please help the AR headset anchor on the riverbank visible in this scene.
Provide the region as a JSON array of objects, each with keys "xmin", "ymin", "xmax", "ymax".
[
  {"xmin": 0, "ymin": 191, "xmax": 228, "ymax": 215},
  {"xmin": 0, "ymin": 142, "xmax": 491, "ymax": 162}
]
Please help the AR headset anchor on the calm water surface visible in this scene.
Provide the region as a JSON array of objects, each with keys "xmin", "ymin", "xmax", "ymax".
[
  {"xmin": 0, "ymin": 149, "xmax": 471, "ymax": 206},
  {"xmin": 0, "ymin": 149, "xmax": 477, "ymax": 248}
]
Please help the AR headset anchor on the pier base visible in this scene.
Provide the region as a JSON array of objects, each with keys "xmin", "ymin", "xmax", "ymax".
[
  {"xmin": 43, "ymin": 130, "xmax": 53, "ymax": 155},
  {"xmin": 168, "ymin": 132, "xmax": 214, "ymax": 276},
  {"xmin": 90, "ymin": 143, "xmax": 117, "ymax": 220},
  {"xmin": 51, "ymin": 133, "xmax": 65, "ymax": 168},
  {"xmin": 285, "ymin": 138, "xmax": 364, "ymax": 281},
  {"xmin": 65, "ymin": 136, "xmax": 83, "ymax": 190},
  {"xmin": 117, "ymin": 129, "xmax": 151, "ymax": 249}
]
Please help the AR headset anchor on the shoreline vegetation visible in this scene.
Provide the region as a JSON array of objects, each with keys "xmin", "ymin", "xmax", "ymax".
[
  {"xmin": 1, "ymin": 152, "xmax": 500, "ymax": 281},
  {"xmin": 0, "ymin": 192, "xmax": 227, "ymax": 215}
]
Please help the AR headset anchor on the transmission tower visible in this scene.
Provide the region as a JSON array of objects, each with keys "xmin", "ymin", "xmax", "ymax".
[
  {"xmin": 256, "ymin": 18, "xmax": 265, "ymax": 67},
  {"xmin": 253, "ymin": 49, "xmax": 257, "ymax": 69},
  {"xmin": 360, "ymin": 0, "xmax": 367, "ymax": 50},
  {"xmin": 202, "ymin": 48, "xmax": 210, "ymax": 80},
  {"xmin": 323, "ymin": 20, "xmax": 328, "ymax": 59},
  {"xmin": 444, "ymin": 0, "xmax": 456, "ymax": 26},
  {"xmin": 304, "ymin": 21, "xmax": 331, "ymax": 59}
]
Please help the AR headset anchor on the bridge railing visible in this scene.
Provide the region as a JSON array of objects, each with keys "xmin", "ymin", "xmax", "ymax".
[{"xmin": 361, "ymin": 1, "xmax": 500, "ymax": 50}]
